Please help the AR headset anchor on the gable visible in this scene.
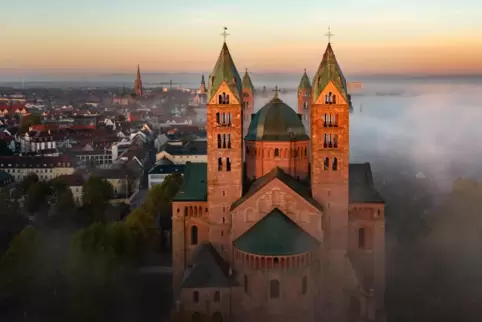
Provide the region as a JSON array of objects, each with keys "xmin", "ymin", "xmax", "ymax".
[
  {"xmin": 313, "ymin": 80, "xmax": 348, "ymax": 105},
  {"xmin": 231, "ymin": 167, "xmax": 322, "ymax": 212},
  {"xmin": 208, "ymin": 81, "xmax": 240, "ymax": 105}
]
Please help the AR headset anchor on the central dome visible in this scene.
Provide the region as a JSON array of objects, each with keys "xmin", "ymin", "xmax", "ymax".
[{"xmin": 245, "ymin": 97, "xmax": 309, "ymax": 141}]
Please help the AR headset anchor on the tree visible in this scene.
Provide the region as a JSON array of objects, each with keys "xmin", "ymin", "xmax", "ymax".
[
  {"xmin": 143, "ymin": 172, "xmax": 183, "ymax": 219},
  {"xmin": 14, "ymin": 172, "xmax": 39, "ymax": 198},
  {"xmin": 66, "ymin": 222, "xmax": 137, "ymax": 321},
  {"xmin": 48, "ymin": 179, "xmax": 77, "ymax": 227},
  {"xmin": 19, "ymin": 114, "xmax": 41, "ymax": 132},
  {"xmin": 82, "ymin": 176, "xmax": 114, "ymax": 222},
  {"xmin": 24, "ymin": 181, "xmax": 51, "ymax": 215},
  {"xmin": 125, "ymin": 208, "xmax": 157, "ymax": 256},
  {"xmin": 0, "ymin": 226, "xmax": 46, "ymax": 307}
]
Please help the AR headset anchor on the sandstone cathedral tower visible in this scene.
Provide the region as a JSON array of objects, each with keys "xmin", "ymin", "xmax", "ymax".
[{"xmin": 171, "ymin": 32, "xmax": 385, "ymax": 322}]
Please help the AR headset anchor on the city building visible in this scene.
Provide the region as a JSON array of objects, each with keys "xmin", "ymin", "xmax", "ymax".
[
  {"xmin": 148, "ymin": 158, "xmax": 185, "ymax": 188},
  {"xmin": 171, "ymin": 38, "xmax": 385, "ymax": 322},
  {"xmin": 155, "ymin": 140, "xmax": 207, "ymax": 164},
  {"xmin": 0, "ymin": 155, "xmax": 74, "ymax": 181},
  {"xmin": 19, "ymin": 130, "xmax": 57, "ymax": 153},
  {"xmin": 56, "ymin": 173, "xmax": 86, "ymax": 204}
]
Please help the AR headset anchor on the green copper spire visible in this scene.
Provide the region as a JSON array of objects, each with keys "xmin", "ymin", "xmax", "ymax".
[
  {"xmin": 311, "ymin": 43, "xmax": 349, "ymax": 103},
  {"xmin": 242, "ymin": 68, "xmax": 255, "ymax": 92},
  {"xmin": 298, "ymin": 69, "xmax": 311, "ymax": 93},
  {"xmin": 208, "ymin": 42, "xmax": 242, "ymax": 101}
]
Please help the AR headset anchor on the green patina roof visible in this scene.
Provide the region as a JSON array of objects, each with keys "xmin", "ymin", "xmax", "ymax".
[
  {"xmin": 172, "ymin": 162, "xmax": 207, "ymax": 201},
  {"xmin": 311, "ymin": 43, "xmax": 349, "ymax": 103},
  {"xmin": 245, "ymin": 95, "xmax": 309, "ymax": 141},
  {"xmin": 208, "ymin": 42, "xmax": 242, "ymax": 101},
  {"xmin": 349, "ymin": 163, "xmax": 385, "ymax": 204},
  {"xmin": 242, "ymin": 69, "xmax": 255, "ymax": 92},
  {"xmin": 298, "ymin": 69, "xmax": 311, "ymax": 93},
  {"xmin": 234, "ymin": 208, "xmax": 320, "ymax": 256}
]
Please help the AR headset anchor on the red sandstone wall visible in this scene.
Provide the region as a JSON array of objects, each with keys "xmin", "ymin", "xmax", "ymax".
[{"xmin": 245, "ymin": 141, "xmax": 309, "ymax": 180}]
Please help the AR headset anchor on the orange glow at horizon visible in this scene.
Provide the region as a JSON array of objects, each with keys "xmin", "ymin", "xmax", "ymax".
[{"xmin": 2, "ymin": 30, "xmax": 482, "ymax": 75}]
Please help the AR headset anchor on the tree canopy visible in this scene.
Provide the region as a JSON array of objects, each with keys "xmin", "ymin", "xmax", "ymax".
[
  {"xmin": 82, "ymin": 176, "xmax": 114, "ymax": 222},
  {"xmin": 19, "ymin": 114, "xmax": 41, "ymax": 132}
]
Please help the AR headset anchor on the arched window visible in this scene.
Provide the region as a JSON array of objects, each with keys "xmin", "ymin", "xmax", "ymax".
[
  {"xmin": 333, "ymin": 135, "xmax": 338, "ymax": 148},
  {"xmin": 226, "ymin": 94, "xmax": 230, "ymax": 104},
  {"xmin": 192, "ymin": 312, "xmax": 201, "ymax": 322},
  {"xmin": 227, "ymin": 134, "xmax": 231, "ymax": 148},
  {"xmin": 329, "ymin": 92, "xmax": 333, "ymax": 104},
  {"xmin": 216, "ymin": 112, "xmax": 220, "ymax": 124},
  {"xmin": 325, "ymin": 94, "xmax": 329, "ymax": 104},
  {"xmin": 244, "ymin": 275, "xmax": 249, "ymax": 293},
  {"xmin": 358, "ymin": 227, "xmax": 365, "ymax": 249},
  {"xmin": 226, "ymin": 158, "xmax": 231, "ymax": 172},
  {"xmin": 214, "ymin": 291, "xmax": 220, "ymax": 302},
  {"xmin": 222, "ymin": 134, "xmax": 226, "ymax": 148},
  {"xmin": 323, "ymin": 157, "xmax": 329, "ymax": 170},
  {"xmin": 333, "ymin": 157, "xmax": 338, "ymax": 171},
  {"xmin": 191, "ymin": 226, "xmax": 198, "ymax": 245},
  {"xmin": 222, "ymin": 113, "xmax": 226, "ymax": 125},
  {"xmin": 218, "ymin": 94, "xmax": 223, "ymax": 105},
  {"xmin": 333, "ymin": 94, "xmax": 337, "ymax": 104},
  {"xmin": 270, "ymin": 279, "xmax": 280, "ymax": 298},
  {"xmin": 323, "ymin": 113, "xmax": 328, "ymax": 127},
  {"xmin": 301, "ymin": 276, "xmax": 308, "ymax": 295},
  {"xmin": 218, "ymin": 157, "xmax": 223, "ymax": 171},
  {"xmin": 274, "ymin": 148, "xmax": 280, "ymax": 157},
  {"xmin": 217, "ymin": 134, "xmax": 221, "ymax": 148},
  {"xmin": 193, "ymin": 290, "xmax": 199, "ymax": 303}
]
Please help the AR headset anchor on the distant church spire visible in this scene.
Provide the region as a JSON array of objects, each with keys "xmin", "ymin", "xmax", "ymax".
[{"xmin": 134, "ymin": 64, "xmax": 143, "ymax": 97}]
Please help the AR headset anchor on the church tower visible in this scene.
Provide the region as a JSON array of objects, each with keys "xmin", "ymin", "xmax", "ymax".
[
  {"xmin": 311, "ymin": 40, "xmax": 352, "ymax": 322},
  {"xmin": 206, "ymin": 41, "xmax": 244, "ymax": 257},
  {"xmin": 242, "ymin": 69, "xmax": 255, "ymax": 139},
  {"xmin": 298, "ymin": 69, "xmax": 312, "ymax": 125},
  {"xmin": 200, "ymin": 74, "xmax": 206, "ymax": 94},
  {"xmin": 134, "ymin": 64, "xmax": 143, "ymax": 97}
]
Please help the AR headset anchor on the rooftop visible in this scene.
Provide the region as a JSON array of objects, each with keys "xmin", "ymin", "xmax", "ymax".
[
  {"xmin": 234, "ymin": 208, "xmax": 320, "ymax": 256},
  {"xmin": 172, "ymin": 162, "xmax": 207, "ymax": 202}
]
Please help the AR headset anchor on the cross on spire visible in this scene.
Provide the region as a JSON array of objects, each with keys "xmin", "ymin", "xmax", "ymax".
[
  {"xmin": 221, "ymin": 27, "xmax": 230, "ymax": 42},
  {"xmin": 273, "ymin": 86, "xmax": 280, "ymax": 98},
  {"xmin": 325, "ymin": 26, "xmax": 334, "ymax": 43}
]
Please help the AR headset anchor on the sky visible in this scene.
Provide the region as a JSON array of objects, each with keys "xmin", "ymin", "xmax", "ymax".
[{"xmin": 2, "ymin": 0, "xmax": 482, "ymax": 76}]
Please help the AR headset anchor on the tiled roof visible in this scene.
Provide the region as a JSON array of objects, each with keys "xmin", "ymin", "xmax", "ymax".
[
  {"xmin": 180, "ymin": 243, "xmax": 232, "ymax": 288},
  {"xmin": 207, "ymin": 42, "xmax": 242, "ymax": 101},
  {"xmin": 161, "ymin": 140, "xmax": 207, "ymax": 156},
  {"xmin": 245, "ymin": 96, "xmax": 308, "ymax": 141},
  {"xmin": 234, "ymin": 208, "xmax": 320, "ymax": 256},
  {"xmin": 231, "ymin": 167, "xmax": 322, "ymax": 211},
  {"xmin": 348, "ymin": 163, "xmax": 384, "ymax": 204},
  {"xmin": 172, "ymin": 163, "xmax": 207, "ymax": 202},
  {"xmin": 312, "ymin": 43, "xmax": 349, "ymax": 103}
]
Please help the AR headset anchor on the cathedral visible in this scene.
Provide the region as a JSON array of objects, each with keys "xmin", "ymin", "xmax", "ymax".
[{"xmin": 171, "ymin": 36, "xmax": 385, "ymax": 322}]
